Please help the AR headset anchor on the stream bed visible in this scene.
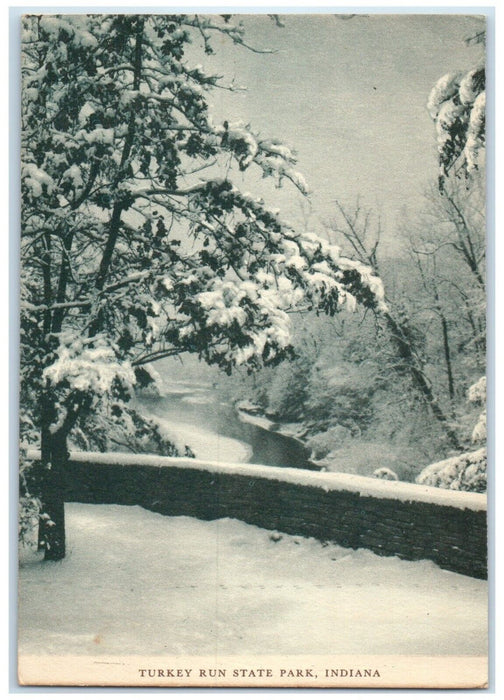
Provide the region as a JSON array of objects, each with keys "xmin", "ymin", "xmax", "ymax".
[{"xmin": 136, "ymin": 382, "xmax": 317, "ymax": 470}]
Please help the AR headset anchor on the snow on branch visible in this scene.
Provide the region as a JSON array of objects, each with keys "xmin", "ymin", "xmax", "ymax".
[
  {"xmin": 21, "ymin": 13, "xmax": 389, "ymax": 408},
  {"xmin": 43, "ymin": 333, "xmax": 136, "ymax": 396},
  {"xmin": 212, "ymin": 121, "xmax": 310, "ymax": 194},
  {"xmin": 428, "ymin": 60, "xmax": 485, "ymax": 184}
]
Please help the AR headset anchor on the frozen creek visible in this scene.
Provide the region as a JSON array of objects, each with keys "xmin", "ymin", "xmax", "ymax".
[{"xmin": 136, "ymin": 381, "xmax": 316, "ymax": 469}]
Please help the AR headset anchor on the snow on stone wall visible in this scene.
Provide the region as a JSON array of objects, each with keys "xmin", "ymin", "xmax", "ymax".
[{"xmin": 25, "ymin": 449, "xmax": 487, "ymax": 578}]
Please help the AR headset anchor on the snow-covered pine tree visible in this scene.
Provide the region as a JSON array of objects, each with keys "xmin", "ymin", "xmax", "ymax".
[{"xmin": 20, "ymin": 14, "xmax": 385, "ymax": 559}]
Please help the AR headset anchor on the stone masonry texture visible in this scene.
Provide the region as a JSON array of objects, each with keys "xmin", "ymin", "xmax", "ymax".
[{"xmin": 63, "ymin": 459, "xmax": 487, "ymax": 579}]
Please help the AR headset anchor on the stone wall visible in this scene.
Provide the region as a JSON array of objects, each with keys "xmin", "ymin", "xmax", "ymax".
[{"xmin": 52, "ymin": 451, "xmax": 488, "ymax": 579}]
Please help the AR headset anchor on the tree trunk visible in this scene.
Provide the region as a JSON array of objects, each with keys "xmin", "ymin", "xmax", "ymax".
[
  {"xmin": 383, "ymin": 311, "xmax": 462, "ymax": 451},
  {"xmin": 440, "ymin": 313, "xmax": 455, "ymax": 402},
  {"xmin": 38, "ymin": 394, "xmax": 69, "ymax": 561}
]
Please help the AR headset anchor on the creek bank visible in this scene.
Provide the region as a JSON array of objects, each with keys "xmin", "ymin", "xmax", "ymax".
[
  {"xmin": 135, "ymin": 389, "xmax": 317, "ymax": 471},
  {"xmin": 236, "ymin": 401, "xmax": 308, "ymax": 443},
  {"xmin": 235, "ymin": 402, "xmax": 421, "ymax": 483},
  {"xmin": 236, "ymin": 402, "xmax": 320, "ymax": 464}
]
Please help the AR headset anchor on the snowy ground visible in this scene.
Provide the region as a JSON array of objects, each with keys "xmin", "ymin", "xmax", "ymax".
[{"xmin": 18, "ymin": 503, "xmax": 487, "ymax": 658}]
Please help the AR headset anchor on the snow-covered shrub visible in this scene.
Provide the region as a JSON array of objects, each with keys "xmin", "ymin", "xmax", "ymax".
[
  {"xmin": 468, "ymin": 375, "xmax": 486, "ymax": 404},
  {"xmin": 18, "ymin": 496, "xmax": 41, "ymax": 547},
  {"xmin": 313, "ymin": 440, "xmax": 419, "ymax": 482},
  {"xmin": 306, "ymin": 425, "xmax": 352, "ymax": 461},
  {"xmin": 373, "ymin": 467, "xmax": 399, "ymax": 481},
  {"xmin": 416, "ymin": 447, "xmax": 486, "ymax": 493},
  {"xmin": 471, "ymin": 411, "xmax": 486, "ymax": 444},
  {"xmin": 304, "ymin": 362, "xmax": 376, "ymax": 437},
  {"xmin": 18, "ymin": 450, "xmax": 45, "ymax": 547},
  {"xmin": 468, "ymin": 376, "xmax": 486, "ymax": 444},
  {"xmin": 416, "ymin": 375, "xmax": 487, "ymax": 493}
]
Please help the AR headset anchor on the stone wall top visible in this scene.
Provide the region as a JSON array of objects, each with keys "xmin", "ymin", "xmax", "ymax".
[{"xmin": 24, "ymin": 448, "xmax": 487, "ymax": 512}]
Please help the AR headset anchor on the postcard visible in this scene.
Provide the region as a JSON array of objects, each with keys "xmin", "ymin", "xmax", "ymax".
[{"xmin": 17, "ymin": 11, "xmax": 488, "ymax": 688}]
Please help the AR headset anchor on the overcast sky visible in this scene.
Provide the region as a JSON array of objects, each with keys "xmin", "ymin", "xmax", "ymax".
[{"xmin": 192, "ymin": 13, "xmax": 484, "ymax": 250}]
